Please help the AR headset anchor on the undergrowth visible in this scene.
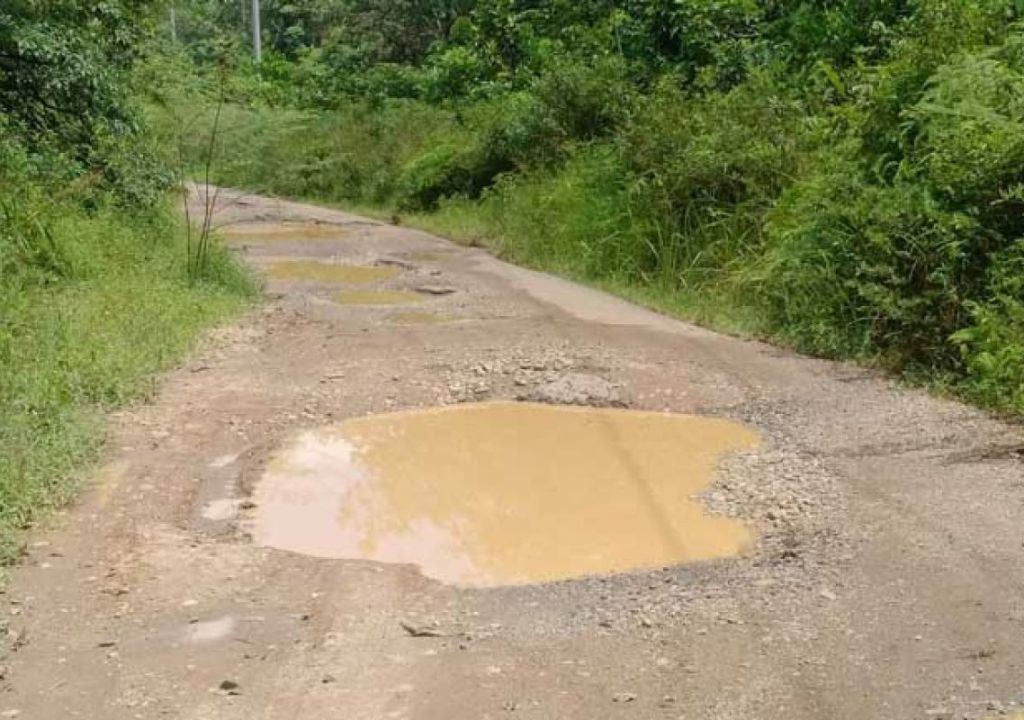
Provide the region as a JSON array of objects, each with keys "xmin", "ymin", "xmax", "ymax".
[
  {"xmin": 0, "ymin": 188, "xmax": 252, "ymax": 564},
  {"xmin": 162, "ymin": 0, "xmax": 1024, "ymax": 419},
  {"xmin": 0, "ymin": 0, "xmax": 255, "ymax": 565}
]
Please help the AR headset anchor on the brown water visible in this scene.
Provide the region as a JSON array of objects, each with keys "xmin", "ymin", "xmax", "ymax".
[
  {"xmin": 266, "ymin": 260, "xmax": 400, "ymax": 284},
  {"xmin": 387, "ymin": 311, "xmax": 453, "ymax": 325},
  {"xmin": 222, "ymin": 222, "xmax": 348, "ymax": 240},
  {"xmin": 250, "ymin": 402, "xmax": 760, "ymax": 587},
  {"xmin": 334, "ymin": 290, "xmax": 424, "ymax": 306}
]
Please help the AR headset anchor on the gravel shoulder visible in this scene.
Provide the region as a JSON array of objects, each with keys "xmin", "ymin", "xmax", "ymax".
[{"xmin": 1, "ymin": 188, "xmax": 1022, "ymax": 720}]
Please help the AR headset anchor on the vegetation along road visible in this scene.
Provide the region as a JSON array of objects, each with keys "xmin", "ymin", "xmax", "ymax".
[
  {"xmin": 1, "ymin": 188, "xmax": 1022, "ymax": 718},
  {"xmin": 2, "ymin": 1, "xmax": 1024, "ymax": 719}
]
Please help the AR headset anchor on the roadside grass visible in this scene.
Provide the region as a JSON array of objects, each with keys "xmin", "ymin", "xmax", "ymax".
[
  {"xmin": 409, "ymin": 205, "xmax": 767, "ymax": 337},
  {"xmin": 0, "ymin": 202, "xmax": 254, "ymax": 567},
  {"xmin": 157, "ymin": 90, "xmax": 1024, "ymax": 421},
  {"xmin": 406, "ymin": 155, "xmax": 770, "ymax": 341},
  {"xmin": 396, "ymin": 159, "xmax": 1024, "ymax": 419}
]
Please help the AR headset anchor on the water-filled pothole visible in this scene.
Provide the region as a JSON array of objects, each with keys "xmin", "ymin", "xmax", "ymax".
[
  {"xmin": 223, "ymin": 222, "xmax": 348, "ymax": 240},
  {"xmin": 334, "ymin": 290, "xmax": 425, "ymax": 306},
  {"xmin": 387, "ymin": 311, "xmax": 453, "ymax": 325},
  {"xmin": 267, "ymin": 260, "xmax": 400, "ymax": 284},
  {"xmin": 249, "ymin": 402, "xmax": 760, "ymax": 587}
]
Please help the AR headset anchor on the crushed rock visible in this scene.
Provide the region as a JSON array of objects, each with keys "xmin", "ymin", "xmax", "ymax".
[{"xmin": 517, "ymin": 372, "xmax": 625, "ymax": 408}]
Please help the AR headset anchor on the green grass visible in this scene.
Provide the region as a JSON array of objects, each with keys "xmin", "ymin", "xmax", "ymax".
[
  {"xmin": 407, "ymin": 191, "xmax": 767, "ymax": 340},
  {"xmin": 404, "ymin": 145, "xmax": 769, "ymax": 337},
  {"xmin": 0, "ymin": 201, "xmax": 254, "ymax": 566},
  {"xmin": 157, "ymin": 83, "xmax": 1024, "ymax": 419}
]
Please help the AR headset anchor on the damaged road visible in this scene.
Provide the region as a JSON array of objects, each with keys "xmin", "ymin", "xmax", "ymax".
[{"xmin": 1, "ymin": 189, "xmax": 1022, "ymax": 719}]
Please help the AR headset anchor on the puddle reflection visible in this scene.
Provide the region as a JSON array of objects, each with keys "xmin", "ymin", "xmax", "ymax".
[{"xmin": 250, "ymin": 402, "xmax": 760, "ymax": 586}]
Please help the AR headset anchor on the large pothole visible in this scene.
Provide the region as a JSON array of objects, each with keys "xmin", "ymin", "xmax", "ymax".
[
  {"xmin": 266, "ymin": 260, "xmax": 400, "ymax": 284},
  {"xmin": 246, "ymin": 402, "xmax": 761, "ymax": 587}
]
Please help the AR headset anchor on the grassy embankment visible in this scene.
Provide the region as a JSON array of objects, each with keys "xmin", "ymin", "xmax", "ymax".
[
  {"xmin": 159, "ymin": 0, "xmax": 1024, "ymax": 421},
  {"xmin": 177, "ymin": 67, "xmax": 1024, "ymax": 420},
  {"xmin": 0, "ymin": 163, "xmax": 253, "ymax": 567},
  {"xmin": 0, "ymin": 2, "xmax": 258, "ymax": 570}
]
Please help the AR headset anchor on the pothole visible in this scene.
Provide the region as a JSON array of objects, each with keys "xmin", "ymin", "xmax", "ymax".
[
  {"xmin": 387, "ymin": 311, "xmax": 454, "ymax": 325},
  {"xmin": 518, "ymin": 372, "xmax": 624, "ymax": 408},
  {"xmin": 334, "ymin": 290, "xmax": 425, "ymax": 306},
  {"xmin": 247, "ymin": 402, "xmax": 761, "ymax": 587},
  {"xmin": 222, "ymin": 222, "xmax": 348, "ymax": 240},
  {"xmin": 266, "ymin": 260, "xmax": 400, "ymax": 284}
]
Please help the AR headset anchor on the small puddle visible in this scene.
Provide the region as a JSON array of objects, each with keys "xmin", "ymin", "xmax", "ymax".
[
  {"xmin": 222, "ymin": 222, "xmax": 348, "ymax": 240},
  {"xmin": 335, "ymin": 290, "xmax": 424, "ymax": 306},
  {"xmin": 406, "ymin": 250, "xmax": 449, "ymax": 262},
  {"xmin": 266, "ymin": 260, "xmax": 400, "ymax": 284},
  {"xmin": 387, "ymin": 311, "xmax": 453, "ymax": 325},
  {"xmin": 249, "ymin": 402, "xmax": 760, "ymax": 587}
]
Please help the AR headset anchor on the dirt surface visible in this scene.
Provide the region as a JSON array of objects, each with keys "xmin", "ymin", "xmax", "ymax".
[{"xmin": 2, "ymin": 188, "xmax": 1023, "ymax": 720}]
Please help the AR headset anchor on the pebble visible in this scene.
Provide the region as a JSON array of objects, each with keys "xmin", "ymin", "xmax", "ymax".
[{"xmin": 520, "ymin": 373, "xmax": 624, "ymax": 408}]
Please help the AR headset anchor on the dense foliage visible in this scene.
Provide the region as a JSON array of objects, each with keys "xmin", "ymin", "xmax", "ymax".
[
  {"xmin": 0, "ymin": 1, "xmax": 250, "ymax": 563},
  {"xmin": 169, "ymin": 0, "xmax": 1024, "ymax": 415}
]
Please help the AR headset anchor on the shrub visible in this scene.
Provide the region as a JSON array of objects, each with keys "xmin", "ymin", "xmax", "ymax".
[
  {"xmin": 757, "ymin": 30, "xmax": 1024, "ymax": 376},
  {"xmin": 952, "ymin": 244, "xmax": 1024, "ymax": 410},
  {"xmin": 530, "ymin": 55, "xmax": 636, "ymax": 140},
  {"xmin": 758, "ymin": 156, "xmax": 978, "ymax": 364},
  {"xmin": 399, "ymin": 142, "xmax": 509, "ymax": 210},
  {"xmin": 622, "ymin": 69, "xmax": 807, "ymax": 284},
  {"xmin": 425, "ymin": 45, "xmax": 491, "ymax": 100},
  {"xmin": 397, "ymin": 92, "xmax": 564, "ymax": 210}
]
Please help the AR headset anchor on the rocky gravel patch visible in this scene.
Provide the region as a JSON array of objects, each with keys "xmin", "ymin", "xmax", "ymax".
[{"xmin": 518, "ymin": 372, "xmax": 625, "ymax": 408}]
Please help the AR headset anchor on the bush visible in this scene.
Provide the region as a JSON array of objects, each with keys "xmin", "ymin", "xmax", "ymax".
[
  {"xmin": 622, "ymin": 69, "xmax": 807, "ymax": 285},
  {"xmin": 425, "ymin": 45, "xmax": 491, "ymax": 100},
  {"xmin": 756, "ymin": 29, "xmax": 1024, "ymax": 381},
  {"xmin": 530, "ymin": 55, "xmax": 636, "ymax": 140},
  {"xmin": 437, "ymin": 144, "xmax": 636, "ymax": 276},
  {"xmin": 952, "ymin": 245, "xmax": 1024, "ymax": 409},
  {"xmin": 908, "ymin": 38, "xmax": 1024, "ymax": 235},
  {"xmin": 396, "ymin": 92, "xmax": 565, "ymax": 210},
  {"xmin": 168, "ymin": 0, "xmax": 1024, "ymax": 418},
  {"xmin": 399, "ymin": 142, "xmax": 503, "ymax": 210},
  {"xmin": 758, "ymin": 156, "xmax": 975, "ymax": 363},
  {"xmin": 0, "ymin": 133, "xmax": 251, "ymax": 563}
]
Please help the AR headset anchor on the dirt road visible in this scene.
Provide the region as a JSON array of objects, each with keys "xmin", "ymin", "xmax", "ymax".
[{"xmin": 2, "ymin": 189, "xmax": 1023, "ymax": 719}]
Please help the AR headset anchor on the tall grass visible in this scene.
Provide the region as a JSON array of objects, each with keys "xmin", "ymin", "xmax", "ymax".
[
  {"xmin": 148, "ymin": 98, "xmax": 462, "ymax": 209},
  {"xmin": 155, "ymin": 14, "xmax": 1024, "ymax": 418},
  {"xmin": 413, "ymin": 144, "xmax": 766, "ymax": 335},
  {"xmin": 0, "ymin": 192, "xmax": 252, "ymax": 566}
]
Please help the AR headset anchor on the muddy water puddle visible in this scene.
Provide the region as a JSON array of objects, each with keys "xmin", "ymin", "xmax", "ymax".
[
  {"xmin": 387, "ymin": 311, "xmax": 453, "ymax": 325},
  {"xmin": 266, "ymin": 260, "xmax": 400, "ymax": 284},
  {"xmin": 250, "ymin": 402, "xmax": 760, "ymax": 587},
  {"xmin": 335, "ymin": 290, "xmax": 425, "ymax": 306},
  {"xmin": 222, "ymin": 222, "xmax": 348, "ymax": 240}
]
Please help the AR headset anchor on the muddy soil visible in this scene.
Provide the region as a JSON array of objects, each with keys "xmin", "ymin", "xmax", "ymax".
[{"xmin": 1, "ymin": 188, "xmax": 1022, "ymax": 720}]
